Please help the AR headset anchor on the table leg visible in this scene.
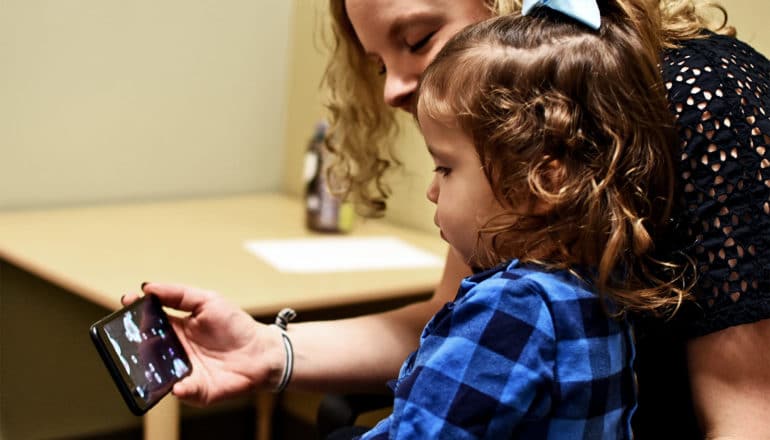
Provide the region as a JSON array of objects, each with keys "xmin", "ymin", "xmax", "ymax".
[
  {"xmin": 256, "ymin": 391, "xmax": 277, "ymax": 440},
  {"xmin": 144, "ymin": 395, "xmax": 180, "ymax": 440}
]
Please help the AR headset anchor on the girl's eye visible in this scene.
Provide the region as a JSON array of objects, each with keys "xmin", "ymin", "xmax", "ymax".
[
  {"xmin": 433, "ymin": 166, "xmax": 451, "ymax": 176},
  {"xmin": 408, "ymin": 31, "xmax": 436, "ymax": 53},
  {"xmin": 376, "ymin": 61, "xmax": 386, "ymax": 76}
]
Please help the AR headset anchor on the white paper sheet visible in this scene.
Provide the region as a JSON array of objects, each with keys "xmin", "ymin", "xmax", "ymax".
[{"xmin": 244, "ymin": 236, "xmax": 443, "ymax": 273}]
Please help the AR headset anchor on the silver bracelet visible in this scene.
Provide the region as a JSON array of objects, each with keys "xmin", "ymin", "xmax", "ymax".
[{"xmin": 271, "ymin": 308, "xmax": 296, "ymax": 393}]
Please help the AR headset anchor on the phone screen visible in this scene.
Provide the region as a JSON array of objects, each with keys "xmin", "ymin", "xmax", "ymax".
[{"xmin": 90, "ymin": 294, "xmax": 191, "ymax": 415}]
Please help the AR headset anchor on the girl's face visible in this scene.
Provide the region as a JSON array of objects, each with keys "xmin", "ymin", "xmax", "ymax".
[
  {"xmin": 345, "ymin": 0, "xmax": 491, "ymax": 113},
  {"xmin": 419, "ymin": 111, "xmax": 505, "ymax": 266}
]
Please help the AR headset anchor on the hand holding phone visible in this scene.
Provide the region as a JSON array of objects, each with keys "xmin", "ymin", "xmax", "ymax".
[{"xmin": 90, "ymin": 294, "xmax": 192, "ymax": 415}]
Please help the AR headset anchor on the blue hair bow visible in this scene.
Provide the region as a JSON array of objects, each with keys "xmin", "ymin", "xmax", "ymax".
[{"xmin": 522, "ymin": 0, "xmax": 601, "ymax": 30}]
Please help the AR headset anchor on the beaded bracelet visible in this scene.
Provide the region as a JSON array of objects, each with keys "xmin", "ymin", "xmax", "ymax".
[{"xmin": 271, "ymin": 308, "xmax": 297, "ymax": 393}]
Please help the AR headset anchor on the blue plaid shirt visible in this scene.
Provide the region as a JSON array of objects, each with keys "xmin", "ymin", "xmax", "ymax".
[{"xmin": 358, "ymin": 260, "xmax": 636, "ymax": 439}]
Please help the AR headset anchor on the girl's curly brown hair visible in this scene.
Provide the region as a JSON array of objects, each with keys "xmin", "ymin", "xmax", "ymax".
[{"xmin": 417, "ymin": 1, "xmax": 694, "ymax": 315}]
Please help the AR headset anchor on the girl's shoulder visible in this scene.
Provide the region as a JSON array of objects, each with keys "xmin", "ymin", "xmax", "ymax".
[
  {"xmin": 499, "ymin": 261, "xmax": 597, "ymax": 302},
  {"xmin": 461, "ymin": 262, "xmax": 610, "ymax": 330}
]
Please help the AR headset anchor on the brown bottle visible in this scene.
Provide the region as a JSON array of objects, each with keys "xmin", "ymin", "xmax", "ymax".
[{"xmin": 303, "ymin": 122, "xmax": 353, "ymax": 233}]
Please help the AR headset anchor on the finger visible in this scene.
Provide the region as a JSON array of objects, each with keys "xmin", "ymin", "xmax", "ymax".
[
  {"xmin": 140, "ymin": 282, "xmax": 214, "ymax": 314},
  {"xmin": 121, "ymin": 293, "xmax": 141, "ymax": 306},
  {"xmin": 172, "ymin": 381, "xmax": 193, "ymax": 401},
  {"xmin": 172, "ymin": 377, "xmax": 205, "ymax": 405},
  {"xmin": 172, "ymin": 379, "xmax": 191, "ymax": 398}
]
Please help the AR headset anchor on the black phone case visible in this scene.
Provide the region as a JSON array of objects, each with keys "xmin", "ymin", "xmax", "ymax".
[{"xmin": 89, "ymin": 295, "xmax": 190, "ymax": 416}]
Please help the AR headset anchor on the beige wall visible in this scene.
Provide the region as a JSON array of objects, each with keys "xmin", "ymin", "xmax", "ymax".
[
  {"xmin": 725, "ymin": 0, "xmax": 770, "ymax": 57},
  {"xmin": 0, "ymin": 0, "xmax": 293, "ymax": 210},
  {"xmin": 282, "ymin": 0, "xmax": 328, "ymax": 197},
  {"xmin": 0, "ymin": 1, "xmax": 293, "ymax": 438}
]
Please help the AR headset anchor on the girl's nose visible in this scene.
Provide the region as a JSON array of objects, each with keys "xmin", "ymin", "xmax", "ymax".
[{"xmin": 426, "ymin": 175, "xmax": 439, "ymax": 204}]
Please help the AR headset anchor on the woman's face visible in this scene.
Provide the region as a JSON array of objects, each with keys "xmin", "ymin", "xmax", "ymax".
[{"xmin": 345, "ymin": 0, "xmax": 491, "ymax": 113}]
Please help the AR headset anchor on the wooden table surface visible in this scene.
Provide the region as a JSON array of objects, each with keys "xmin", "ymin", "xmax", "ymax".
[{"xmin": 0, "ymin": 192, "xmax": 447, "ymax": 316}]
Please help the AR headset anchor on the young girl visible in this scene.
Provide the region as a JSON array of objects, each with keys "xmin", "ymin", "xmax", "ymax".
[{"xmin": 357, "ymin": 2, "xmax": 688, "ymax": 438}]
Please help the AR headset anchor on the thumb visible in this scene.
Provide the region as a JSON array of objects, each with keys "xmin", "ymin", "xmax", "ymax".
[{"xmin": 172, "ymin": 378, "xmax": 202, "ymax": 403}]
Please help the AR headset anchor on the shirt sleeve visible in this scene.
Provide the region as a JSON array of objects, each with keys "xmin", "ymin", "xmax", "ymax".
[
  {"xmin": 365, "ymin": 277, "xmax": 556, "ymax": 439},
  {"xmin": 662, "ymin": 34, "xmax": 770, "ymax": 337}
]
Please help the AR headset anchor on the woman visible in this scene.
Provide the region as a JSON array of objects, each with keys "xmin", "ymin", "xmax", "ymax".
[{"xmin": 127, "ymin": 0, "xmax": 770, "ymax": 437}]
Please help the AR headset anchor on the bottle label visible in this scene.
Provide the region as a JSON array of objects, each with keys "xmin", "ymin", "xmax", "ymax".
[
  {"xmin": 319, "ymin": 194, "xmax": 339, "ymax": 226},
  {"xmin": 306, "ymin": 194, "xmax": 320, "ymax": 211},
  {"xmin": 303, "ymin": 151, "xmax": 318, "ymax": 183}
]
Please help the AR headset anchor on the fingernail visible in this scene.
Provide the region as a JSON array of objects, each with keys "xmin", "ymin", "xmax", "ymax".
[
  {"xmin": 120, "ymin": 294, "xmax": 126, "ymax": 302},
  {"xmin": 141, "ymin": 281, "xmax": 149, "ymax": 290}
]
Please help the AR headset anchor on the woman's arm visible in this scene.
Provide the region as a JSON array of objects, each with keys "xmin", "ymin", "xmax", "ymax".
[
  {"xmin": 127, "ymin": 249, "xmax": 471, "ymax": 405},
  {"xmin": 287, "ymin": 248, "xmax": 471, "ymax": 393},
  {"xmin": 687, "ymin": 318, "xmax": 770, "ymax": 439}
]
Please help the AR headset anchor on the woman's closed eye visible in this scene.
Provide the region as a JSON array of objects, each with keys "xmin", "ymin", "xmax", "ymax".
[{"xmin": 408, "ymin": 31, "xmax": 436, "ymax": 53}]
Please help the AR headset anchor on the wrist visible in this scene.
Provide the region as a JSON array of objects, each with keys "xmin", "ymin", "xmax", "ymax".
[
  {"xmin": 262, "ymin": 308, "xmax": 297, "ymax": 393},
  {"xmin": 263, "ymin": 324, "xmax": 287, "ymax": 391}
]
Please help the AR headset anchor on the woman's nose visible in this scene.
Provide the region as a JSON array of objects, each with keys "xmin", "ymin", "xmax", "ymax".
[{"xmin": 383, "ymin": 73, "xmax": 418, "ymax": 112}]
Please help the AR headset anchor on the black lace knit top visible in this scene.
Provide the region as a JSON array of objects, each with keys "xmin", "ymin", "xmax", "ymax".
[
  {"xmin": 665, "ymin": 31, "xmax": 770, "ymax": 338},
  {"xmin": 634, "ymin": 32, "xmax": 770, "ymax": 439}
]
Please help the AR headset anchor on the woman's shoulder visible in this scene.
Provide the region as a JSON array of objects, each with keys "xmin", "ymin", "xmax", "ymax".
[
  {"xmin": 662, "ymin": 32, "xmax": 769, "ymax": 96},
  {"xmin": 662, "ymin": 31, "xmax": 770, "ymax": 139},
  {"xmin": 663, "ymin": 31, "xmax": 770, "ymax": 68}
]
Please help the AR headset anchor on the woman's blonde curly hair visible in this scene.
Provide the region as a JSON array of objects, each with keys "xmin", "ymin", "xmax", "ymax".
[{"xmin": 323, "ymin": 0, "xmax": 734, "ymax": 216}]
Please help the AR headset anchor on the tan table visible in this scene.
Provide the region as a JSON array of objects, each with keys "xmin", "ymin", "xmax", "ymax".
[{"xmin": 0, "ymin": 193, "xmax": 447, "ymax": 439}]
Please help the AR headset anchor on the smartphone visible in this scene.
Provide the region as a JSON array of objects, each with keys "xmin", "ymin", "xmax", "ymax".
[{"xmin": 89, "ymin": 294, "xmax": 192, "ymax": 415}]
